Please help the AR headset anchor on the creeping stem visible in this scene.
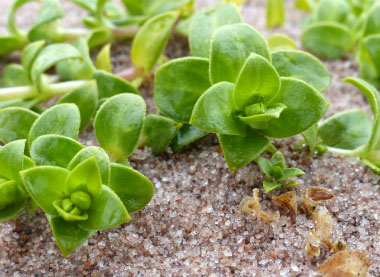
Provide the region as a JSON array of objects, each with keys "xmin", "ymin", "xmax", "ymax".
[{"xmin": 0, "ymin": 80, "xmax": 87, "ymax": 101}]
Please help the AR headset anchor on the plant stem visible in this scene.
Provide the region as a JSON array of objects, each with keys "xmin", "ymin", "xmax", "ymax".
[
  {"xmin": 112, "ymin": 25, "xmax": 139, "ymax": 39},
  {"xmin": 57, "ymin": 28, "xmax": 88, "ymax": 42},
  {"xmin": 0, "ymin": 80, "xmax": 87, "ymax": 101}
]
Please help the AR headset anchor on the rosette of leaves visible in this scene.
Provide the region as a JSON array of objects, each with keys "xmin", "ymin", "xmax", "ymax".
[
  {"xmin": 0, "ymin": 140, "xmax": 35, "ymax": 222},
  {"xmin": 256, "ymin": 151, "xmax": 304, "ymax": 192},
  {"xmin": 317, "ymin": 77, "xmax": 380, "ymax": 175},
  {"xmin": 153, "ymin": 23, "xmax": 330, "ymax": 171},
  {"xmin": 22, "ymin": 133, "xmax": 153, "ymax": 255}
]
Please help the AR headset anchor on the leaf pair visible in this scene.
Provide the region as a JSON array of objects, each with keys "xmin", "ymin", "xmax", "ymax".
[
  {"xmin": 318, "ymin": 77, "xmax": 380, "ymax": 174},
  {"xmin": 154, "ymin": 23, "xmax": 330, "ymax": 170},
  {"xmin": 23, "ymin": 133, "xmax": 153, "ymax": 255}
]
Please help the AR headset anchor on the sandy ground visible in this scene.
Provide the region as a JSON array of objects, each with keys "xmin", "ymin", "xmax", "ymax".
[{"xmin": 0, "ymin": 0, "xmax": 379, "ymax": 276}]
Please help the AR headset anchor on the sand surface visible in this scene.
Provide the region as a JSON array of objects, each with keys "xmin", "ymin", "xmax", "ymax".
[{"xmin": 0, "ymin": 0, "xmax": 380, "ymax": 276}]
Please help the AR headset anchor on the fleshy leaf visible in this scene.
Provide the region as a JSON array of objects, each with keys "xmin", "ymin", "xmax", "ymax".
[
  {"xmin": 0, "ymin": 107, "xmax": 39, "ymax": 144},
  {"xmin": 277, "ymin": 168, "xmax": 304, "ymax": 181},
  {"xmin": 66, "ymin": 157, "xmax": 102, "ymax": 197},
  {"xmin": 233, "ymin": 53, "xmax": 280, "ymax": 110},
  {"xmin": 47, "ymin": 215, "xmax": 96, "ymax": 256},
  {"xmin": 171, "ymin": 124, "xmax": 208, "ymax": 152},
  {"xmin": 95, "ymin": 44, "xmax": 112, "ymax": 73},
  {"xmin": 266, "ymin": 0, "xmax": 285, "ymax": 28},
  {"xmin": 57, "ymin": 81, "xmax": 98, "ymax": 131},
  {"xmin": 301, "ymin": 22, "xmax": 352, "ymax": 59},
  {"xmin": 319, "ymin": 109, "xmax": 372, "ymax": 151},
  {"xmin": 363, "ymin": 3, "xmax": 380, "ymax": 37},
  {"xmin": 144, "ymin": 114, "xmax": 180, "ymax": 155},
  {"xmin": 131, "ymin": 11, "xmax": 179, "ymax": 73},
  {"xmin": 21, "ymin": 40, "xmax": 46, "ymax": 80},
  {"xmin": 87, "ymin": 28, "xmax": 113, "ymax": 49},
  {"xmin": 78, "ymin": 185, "xmax": 130, "ymax": 230},
  {"xmin": 1, "ymin": 64, "xmax": 29, "ymax": 87},
  {"xmin": 0, "ymin": 180, "xmax": 26, "ymax": 222},
  {"xmin": 154, "ymin": 57, "xmax": 211, "ymax": 123},
  {"xmin": 68, "ymin": 147, "xmax": 110, "ymax": 186},
  {"xmin": 93, "ymin": 70, "xmax": 139, "ymax": 99},
  {"xmin": 21, "ymin": 166, "xmax": 69, "ymax": 215},
  {"xmin": 256, "ymin": 157, "xmax": 273, "ymax": 178},
  {"xmin": 239, "ymin": 104, "xmax": 287, "ymax": 129},
  {"xmin": 210, "ymin": 23, "xmax": 271, "ymax": 84},
  {"xmin": 109, "ymin": 163, "xmax": 154, "ymax": 213},
  {"xmin": 56, "ymin": 38, "xmax": 95, "ymax": 81},
  {"xmin": 271, "ymin": 50, "xmax": 331, "ymax": 92},
  {"xmin": 218, "ymin": 128, "xmax": 270, "ymax": 171},
  {"xmin": 0, "ymin": 140, "xmax": 25, "ymax": 185},
  {"xmin": 28, "ymin": 104, "xmax": 81, "ymax": 149},
  {"xmin": 30, "ymin": 43, "xmax": 82, "ymax": 94},
  {"xmin": 94, "ymin": 94, "xmax": 146, "ymax": 161},
  {"xmin": 259, "ymin": 78, "xmax": 329, "ymax": 138},
  {"xmin": 30, "ymin": 135, "xmax": 83, "ymax": 167},
  {"xmin": 189, "ymin": 3, "xmax": 242, "ymax": 58},
  {"xmin": 268, "ymin": 33, "xmax": 297, "ymax": 51},
  {"xmin": 0, "ymin": 36, "xmax": 26, "ymax": 56},
  {"xmin": 190, "ymin": 82, "xmax": 246, "ymax": 136},
  {"xmin": 315, "ymin": 0, "xmax": 350, "ymax": 23},
  {"xmin": 263, "ymin": 181, "xmax": 282, "ymax": 193}
]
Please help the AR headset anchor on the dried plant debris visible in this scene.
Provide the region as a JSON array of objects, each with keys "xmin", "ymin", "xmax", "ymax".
[
  {"xmin": 238, "ymin": 189, "xmax": 280, "ymax": 223},
  {"xmin": 273, "ymin": 191, "xmax": 298, "ymax": 215},
  {"xmin": 306, "ymin": 187, "xmax": 334, "ymax": 201},
  {"xmin": 312, "ymin": 206, "xmax": 333, "ymax": 248},
  {"xmin": 305, "ymin": 231, "xmax": 321, "ymax": 257},
  {"xmin": 317, "ymin": 250, "xmax": 371, "ymax": 277},
  {"xmin": 331, "ymin": 239, "xmax": 347, "ymax": 252}
]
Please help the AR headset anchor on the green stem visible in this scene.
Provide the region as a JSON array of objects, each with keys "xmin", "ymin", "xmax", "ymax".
[
  {"xmin": 326, "ymin": 146, "xmax": 363, "ymax": 157},
  {"xmin": 0, "ymin": 80, "xmax": 87, "ymax": 101},
  {"xmin": 56, "ymin": 28, "xmax": 88, "ymax": 42}
]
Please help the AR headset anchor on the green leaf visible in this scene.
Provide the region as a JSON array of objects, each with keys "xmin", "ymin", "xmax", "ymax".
[
  {"xmin": 21, "ymin": 166, "xmax": 69, "ymax": 215},
  {"xmin": 256, "ymin": 157, "xmax": 273, "ymax": 178},
  {"xmin": 30, "ymin": 135, "xmax": 83, "ymax": 167},
  {"xmin": 363, "ymin": 3, "xmax": 380, "ymax": 36},
  {"xmin": 0, "ymin": 107, "xmax": 39, "ymax": 144},
  {"xmin": 357, "ymin": 35, "xmax": 380, "ymax": 88},
  {"xmin": 271, "ymin": 50, "xmax": 331, "ymax": 92},
  {"xmin": 56, "ymin": 38, "xmax": 95, "ymax": 81},
  {"xmin": 190, "ymin": 82, "xmax": 246, "ymax": 136},
  {"xmin": 171, "ymin": 124, "xmax": 208, "ymax": 152},
  {"xmin": 78, "ymin": 185, "xmax": 130, "ymax": 230},
  {"xmin": 189, "ymin": 3, "xmax": 242, "ymax": 58},
  {"xmin": 263, "ymin": 181, "xmax": 282, "ymax": 193},
  {"xmin": 30, "ymin": 43, "xmax": 82, "ymax": 94},
  {"xmin": 94, "ymin": 94, "xmax": 146, "ymax": 161},
  {"xmin": 319, "ymin": 109, "xmax": 372, "ymax": 150},
  {"xmin": 239, "ymin": 104, "xmax": 287, "ymax": 129},
  {"xmin": 268, "ymin": 33, "xmax": 297, "ymax": 51},
  {"xmin": 69, "ymin": 0, "xmax": 97, "ymax": 13},
  {"xmin": 266, "ymin": 0, "xmax": 285, "ymax": 28},
  {"xmin": 344, "ymin": 78, "xmax": 380, "ymax": 158},
  {"xmin": 210, "ymin": 23, "xmax": 271, "ymax": 84},
  {"xmin": 57, "ymin": 81, "xmax": 98, "ymax": 131},
  {"xmin": 0, "ymin": 36, "xmax": 26, "ymax": 56},
  {"xmin": 87, "ymin": 28, "xmax": 113, "ymax": 49},
  {"xmin": 302, "ymin": 123, "xmax": 319, "ymax": 153},
  {"xmin": 28, "ymin": 0, "xmax": 64, "ymax": 42},
  {"xmin": 93, "ymin": 70, "xmax": 139, "ymax": 99},
  {"xmin": 277, "ymin": 168, "xmax": 305, "ymax": 182},
  {"xmin": 233, "ymin": 53, "xmax": 281, "ymax": 110},
  {"xmin": 315, "ymin": 0, "xmax": 350, "ymax": 23},
  {"xmin": 28, "ymin": 104, "xmax": 81, "ymax": 149},
  {"xmin": 218, "ymin": 128, "xmax": 270, "ymax": 171},
  {"xmin": 0, "ymin": 180, "xmax": 26, "ymax": 222},
  {"xmin": 109, "ymin": 163, "xmax": 154, "ymax": 213},
  {"xmin": 68, "ymin": 146, "xmax": 110, "ymax": 186},
  {"xmin": 144, "ymin": 114, "xmax": 180, "ymax": 155},
  {"xmin": 8, "ymin": 0, "xmax": 37, "ymax": 36},
  {"xmin": 260, "ymin": 78, "xmax": 329, "ymax": 138},
  {"xmin": 47, "ymin": 215, "xmax": 96, "ymax": 256},
  {"xmin": 131, "ymin": 11, "xmax": 178, "ymax": 73},
  {"xmin": 95, "ymin": 44, "xmax": 112, "ymax": 73},
  {"xmin": 0, "ymin": 140, "xmax": 25, "ymax": 185},
  {"xmin": 21, "ymin": 40, "xmax": 46, "ymax": 80},
  {"xmin": 1, "ymin": 64, "xmax": 29, "ymax": 87},
  {"xmin": 362, "ymin": 159, "xmax": 380, "ymax": 175},
  {"xmin": 66, "ymin": 157, "xmax": 102, "ymax": 198},
  {"xmin": 271, "ymin": 151, "xmax": 286, "ymax": 169},
  {"xmin": 154, "ymin": 57, "xmax": 211, "ymax": 123},
  {"xmin": 301, "ymin": 22, "xmax": 352, "ymax": 59}
]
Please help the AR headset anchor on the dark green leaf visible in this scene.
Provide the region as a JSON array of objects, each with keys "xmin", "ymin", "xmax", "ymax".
[{"xmin": 171, "ymin": 124, "xmax": 208, "ymax": 152}]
